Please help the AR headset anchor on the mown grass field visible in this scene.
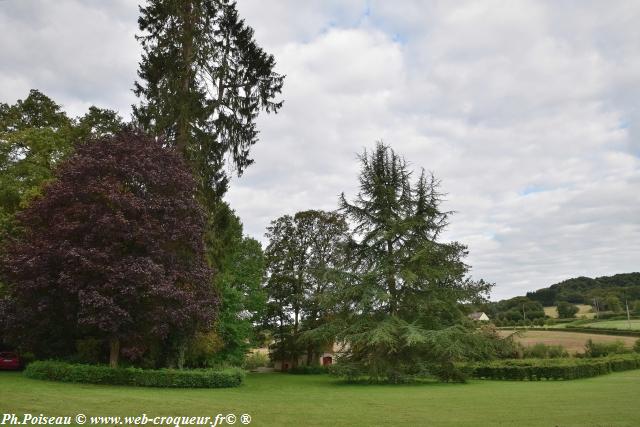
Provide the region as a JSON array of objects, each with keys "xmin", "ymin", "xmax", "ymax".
[
  {"xmin": 580, "ymin": 319, "xmax": 640, "ymax": 330},
  {"xmin": 2, "ymin": 370, "xmax": 640, "ymax": 426},
  {"xmin": 498, "ymin": 329, "xmax": 638, "ymax": 353}
]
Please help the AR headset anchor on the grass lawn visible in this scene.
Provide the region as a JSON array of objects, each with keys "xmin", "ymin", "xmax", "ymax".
[
  {"xmin": 2, "ymin": 370, "xmax": 640, "ymax": 426},
  {"xmin": 580, "ymin": 319, "xmax": 640, "ymax": 330},
  {"xmin": 497, "ymin": 329, "xmax": 637, "ymax": 353}
]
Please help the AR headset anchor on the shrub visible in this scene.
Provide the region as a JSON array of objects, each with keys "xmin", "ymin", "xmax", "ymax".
[
  {"xmin": 557, "ymin": 302, "xmax": 579, "ymax": 319},
  {"xmin": 583, "ymin": 339, "xmax": 628, "ymax": 357},
  {"xmin": 288, "ymin": 365, "xmax": 328, "ymax": 375},
  {"xmin": 24, "ymin": 361, "xmax": 244, "ymax": 388},
  {"xmin": 242, "ymin": 352, "xmax": 270, "ymax": 370},
  {"xmin": 634, "ymin": 340, "xmax": 640, "ymax": 353},
  {"xmin": 327, "ymin": 362, "xmax": 364, "ymax": 382},
  {"xmin": 523, "ymin": 343, "xmax": 569, "ymax": 359},
  {"xmin": 467, "ymin": 354, "xmax": 640, "ymax": 381}
]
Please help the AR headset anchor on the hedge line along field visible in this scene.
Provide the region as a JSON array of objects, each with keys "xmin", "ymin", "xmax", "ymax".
[
  {"xmin": 497, "ymin": 330, "xmax": 638, "ymax": 353},
  {"xmin": 2, "ymin": 371, "xmax": 640, "ymax": 426}
]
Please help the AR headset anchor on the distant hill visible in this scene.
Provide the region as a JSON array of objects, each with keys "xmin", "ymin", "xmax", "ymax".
[
  {"xmin": 476, "ymin": 273, "xmax": 640, "ymax": 323},
  {"xmin": 525, "ymin": 272, "xmax": 640, "ymax": 306}
]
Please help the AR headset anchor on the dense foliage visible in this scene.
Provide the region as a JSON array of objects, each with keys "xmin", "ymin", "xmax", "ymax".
[
  {"xmin": 134, "ymin": 0, "xmax": 284, "ymax": 200},
  {"xmin": 305, "ymin": 142, "xmax": 494, "ymax": 383},
  {"xmin": 0, "ymin": 132, "xmax": 216, "ymax": 368},
  {"xmin": 557, "ymin": 301, "xmax": 579, "ymax": 318},
  {"xmin": 133, "ymin": 1, "xmax": 283, "ymax": 368},
  {"xmin": 193, "ymin": 213, "xmax": 266, "ymax": 367},
  {"xmin": 24, "ymin": 360, "xmax": 244, "ymax": 388},
  {"xmin": 0, "ymin": 90, "xmax": 123, "ymax": 240},
  {"xmin": 265, "ymin": 210, "xmax": 350, "ymax": 369},
  {"xmin": 477, "ymin": 296, "xmax": 546, "ymax": 322}
]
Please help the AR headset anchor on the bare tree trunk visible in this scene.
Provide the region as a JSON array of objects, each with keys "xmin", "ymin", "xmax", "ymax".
[
  {"xmin": 292, "ymin": 305, "xmax": 299, "ymax": 369},
  {"xmin": 176, "ymin": 340, "xmax": 187, "ymax": 370},
  {"xmin": 176, "ymin": 0, "xmax": 194, "ymax": 155},
  {"xmin": 306, "ymin": 344, "xmax": 314, "ymax": 366},
  {"xmin": 386, "ymin": 240, "xmax": 397, "ymax": 315},
  {"xmin": 109, "ymin": 337, "xmax": 120, "ymax": 369}
]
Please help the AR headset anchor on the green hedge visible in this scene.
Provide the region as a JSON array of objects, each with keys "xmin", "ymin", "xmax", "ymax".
[
  {"xmin": 288, "ymin": 365, "xmax": 328, "ymax": 375},
  {"xmin": 562, "ymin": 326, "xmax": 640, "ymax": 337},
  {"xmin": 24, "ymin": 361, "xmax": 244, "ymax": 388},
  {"xmin": 467, "ymin": 354, "xmax": 640, "ymax": 381},
  {"xmin": 497, "ymin": 326, "xmax": 640, "ymax": 338}
]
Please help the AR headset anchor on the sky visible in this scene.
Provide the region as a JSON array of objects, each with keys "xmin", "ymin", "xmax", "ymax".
[{"xmin": 1, "ymin": 0, "xmax": 638, "ymax": 300}]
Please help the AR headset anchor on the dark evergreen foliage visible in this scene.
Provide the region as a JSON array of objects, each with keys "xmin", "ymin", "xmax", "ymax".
[
  {"xmin": 330, "ymin": 142, "xmax": 492, "ymax": 382},
  {"xmin": 133, "ymin": 0, "xmax": 284, "ymax": 200}
]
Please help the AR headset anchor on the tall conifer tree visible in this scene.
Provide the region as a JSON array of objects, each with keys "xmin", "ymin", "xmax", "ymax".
[{"xmin": 133, "ymin": 0, "xmax": 284, "ymax": 201}]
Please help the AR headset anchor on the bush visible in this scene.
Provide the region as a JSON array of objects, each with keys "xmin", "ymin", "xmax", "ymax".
[
  {"xmin": 583, "ymin": 339, "xmax": 628, "ymax": 357},
  {"xmin": 24, "ymin": 361, "xmax": 244, "ymax": 388},
  {"xmin": 557, "ymin": 302, "xmax": 579, "ymax": 319},
  {"xmin": 467, "ymin": 354, "xmax": 640, "ymax": 381},
  {"xmin": 634, "ymin": 340, "xmax": 640, "ymax": 353},
  {"xmin": 523, "ymin": 343, "xmax": 569, "ymax": 359},
  {"xmin": 288, "ymin": 365, "xmax": 328, "ymax": 375},
  {"xmin": 242, "ymin": 352, "xmax": 270, "ymax": 370}
]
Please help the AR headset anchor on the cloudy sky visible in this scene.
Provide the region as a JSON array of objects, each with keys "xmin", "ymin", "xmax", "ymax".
[{"xmin": 1, "ymin": 0, "xmax": 639, "ymax": 299}]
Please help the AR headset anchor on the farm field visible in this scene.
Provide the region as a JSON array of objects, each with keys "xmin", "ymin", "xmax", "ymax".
[
  {"xmin": 580, "ymin": 319, "xmax": 640, "ymax": 330},
  {"xmin": 543, "ymin": 304, "xmax": 595, "ymax": 319},
  {"xmin": 2, "ymin": 371, "xmax": 640, "ymax": 426},
  {"xmin": 498, "ymin": 329, "xmax": 638, "ymax": 353}
]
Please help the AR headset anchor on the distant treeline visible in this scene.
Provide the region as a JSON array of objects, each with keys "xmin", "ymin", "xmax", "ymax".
[
  {"xmin": 474, "ymin": 273, "xmax": 640, "ymax": 322},
  {"xmin": 525, "ymin": 273, "xmax": 640, "ymax": 306}
]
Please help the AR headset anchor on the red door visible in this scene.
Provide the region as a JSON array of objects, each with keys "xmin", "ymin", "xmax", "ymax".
[{"xmin": 322, "ymin": 356, "xmax": 332, "ymax": 366}]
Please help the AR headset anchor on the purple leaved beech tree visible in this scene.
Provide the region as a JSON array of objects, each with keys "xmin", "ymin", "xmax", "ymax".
[{"xmin": 0, "ymin": 131, "xmax": 217, "ymax": 368}]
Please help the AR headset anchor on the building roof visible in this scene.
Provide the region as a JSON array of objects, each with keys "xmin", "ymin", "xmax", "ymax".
[{"xmin": 468, "ymin": 312, "xmax": 489, "ymax": 320}]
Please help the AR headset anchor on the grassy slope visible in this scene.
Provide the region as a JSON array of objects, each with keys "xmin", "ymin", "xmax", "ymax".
[
  {"xmin": 498, "ymin": 330, "xmax": 638, "ymax": 353},
  {"xmin": 2, "ymin": 371, "xmax": 640, "ymax": 426},
  {"xmin": 581, "ymin": 319, "xmax": 640, "ymax": 330}
]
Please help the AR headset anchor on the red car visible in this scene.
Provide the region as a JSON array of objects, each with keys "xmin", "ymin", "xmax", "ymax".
[{"xmin": 0, "ymin": 352, "xmax": 22, "ymax": 370}]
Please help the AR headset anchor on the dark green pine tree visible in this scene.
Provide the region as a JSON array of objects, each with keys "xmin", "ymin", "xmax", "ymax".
[
  {"xmin": 334, "ymin": 142, "xmax": 493, "ymax": 382},
  {"xmin": 133, "ymin": 0, "xmax": 284, "ymax": 202}
]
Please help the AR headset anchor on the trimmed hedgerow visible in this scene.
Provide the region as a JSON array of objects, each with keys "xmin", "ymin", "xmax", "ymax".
[
  {"xmin": 288, "ymin": 365, "xmax": 328, "ymax": 375},
  {"xmin": 466, "ymin": 354, "xmax": 640, "ymax": 381},
  {"xmin": 24, "ymin": 361, "xmax": 244, "ymax": 388},
  {"xmin": 562, "ymin": 327, "xmax": 640, "ymax": 337}
]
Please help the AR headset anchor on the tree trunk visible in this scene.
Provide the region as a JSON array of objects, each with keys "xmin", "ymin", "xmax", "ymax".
[
  {"xmin": 176, "ymin": 0, "xmax": 194, "ymax": 155},
  {"xmin": 278, "ymin": 311, "xmax": 287, "ymax": 373},
  {"xmin": 176, "ymin": 340, "xmax": 187, "ymax": 370},
  {"xmin": 386, "ymin": 240, "xmax": 397, "ymax": 315},
  {"xmin": 306, "ymin": 344, "xmax": 314, "ymax": 366},
  {"xmin": 292, "ymin": 305, "xmax": 299, "ymax": 369},
  {"xmin": 109, "ymin": 337, "xmax": 120, "ymax": 369}
]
